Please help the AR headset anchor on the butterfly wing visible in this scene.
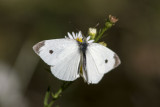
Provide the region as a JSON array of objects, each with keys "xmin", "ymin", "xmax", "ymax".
[
  {"xmin": 82, "ymin": 50, "xmax": 104, "ymax": 84},
  {"xmin": 84, "ymin": 43, "xmax": 121, "ymax": 84},
  {"xmin": 33, "ymin": 39, "xmax": 81, "ymax": 81}
]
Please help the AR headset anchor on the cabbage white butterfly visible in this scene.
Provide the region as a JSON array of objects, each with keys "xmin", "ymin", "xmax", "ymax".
[{"xmin": 33, "ymin": 31, "xmax": 121, "ymax": 84}]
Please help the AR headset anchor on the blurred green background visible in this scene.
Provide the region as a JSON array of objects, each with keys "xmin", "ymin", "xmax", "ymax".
[{"xmin": 0, "ymin": 0, "xmax": 160, "ymax": 107}]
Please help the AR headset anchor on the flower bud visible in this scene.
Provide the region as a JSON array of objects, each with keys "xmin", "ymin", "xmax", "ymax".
[{"xmin": 88, "ymin": 28, "xmax": 97, "ymax": 40}]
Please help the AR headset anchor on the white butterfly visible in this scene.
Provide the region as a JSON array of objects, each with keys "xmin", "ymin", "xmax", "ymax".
[{"xmin": 33, "ymin": 31, "xmax": 121, "ymax": 84}]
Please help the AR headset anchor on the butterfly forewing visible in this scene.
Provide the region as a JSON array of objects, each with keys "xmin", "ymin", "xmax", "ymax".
[{"xmin": 33, "ymin": 39, "xmax": 81, "ymax": 81}]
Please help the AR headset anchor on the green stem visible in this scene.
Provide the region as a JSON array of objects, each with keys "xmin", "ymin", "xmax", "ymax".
[
  {"xmin": 44, "ymin": 81, "xmax": 73, "ymax": 107},
  {"xmin": 48, "ymin": 100, "xmax": 54, "ymax": 107},
  {"xmin": 44, "ymin": 87, "xmax": 51, "ymax": 107},
  {"xmin": 95, "ymin": 27, "xmax": 108, "ymax": 42},
  {"xmin": 53, "ymin": 88, "xmax": 62, "ymax": 98},
  {"xmin": 95, "ymin": 21, "xmax": 114, "ymax": 42}
]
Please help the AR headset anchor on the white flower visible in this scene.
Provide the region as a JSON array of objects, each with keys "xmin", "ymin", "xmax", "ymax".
[{"xmin": 65, "ymin": 31, "xmax": 94, "ymax": 43}]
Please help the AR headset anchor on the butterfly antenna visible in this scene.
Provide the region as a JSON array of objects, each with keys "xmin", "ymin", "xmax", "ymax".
[{"xmin": 94, "ymin": 23, "xmax": 100, "ymax": 28}]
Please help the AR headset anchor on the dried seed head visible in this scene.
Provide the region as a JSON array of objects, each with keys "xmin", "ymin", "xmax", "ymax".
[{"xmin": 109, "ymin": 15, "xmax": 118, "ymax": 24}]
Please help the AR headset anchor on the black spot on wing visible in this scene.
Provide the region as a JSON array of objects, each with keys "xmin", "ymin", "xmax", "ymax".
[
  {"xmin": 49, "ymin": 50, "xmax": 53, "ymax": 54},
  {"xmin": 105, "ymin": 59, "xmax": 108, "ymax": 63},
  {"xmin": 114, "ymin": 54, "xmax": 121, "ymax": 68},
  {"xmin": 33, "ymin": 41, "xmax": 45, "ymax": 54}
]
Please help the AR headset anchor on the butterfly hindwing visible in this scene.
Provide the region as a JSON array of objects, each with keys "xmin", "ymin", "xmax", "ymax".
[
  {"xmin": 51, "ymin": 49, "xmax": 80, "ymax": 81},
  {"xmin": 83, "ymin": 49, "xmax": 104, "ymax": 84}
]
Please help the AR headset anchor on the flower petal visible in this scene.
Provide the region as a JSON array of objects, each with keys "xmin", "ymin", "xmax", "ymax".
[
  {"xmin": 72, "ymin": 32, "xmax": 76, "ymax": 39},
  {"xmin": 88, "ymin": 40, "xmax": 94, "ymax": 43},
  {"xmin": 65, "ymin": 36, "xmax": 68, "ymax": 39},
  {"xmin": 87, "ymin": 36, "xmax": 90, "ymax": 41},
  {"xmin": 67, "ymin": 32, "xmax": 73, "ymax": 39},
  {"xmin": 78, "ymin": 31, "xmax": 82, "ymax": 38}
]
